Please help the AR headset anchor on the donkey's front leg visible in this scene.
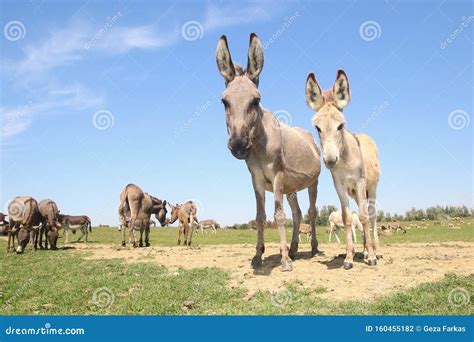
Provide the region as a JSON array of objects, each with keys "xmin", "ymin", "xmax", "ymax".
[
  {"xmin": 251, "ymin": 176, "xmax": 266, "ymax": 269},
  {"xmin": 334, "ymin": 181, "xmax": 354, "ymax": 269},
  {"xmin": 274, "ymin": 173, "xmax": 291, "ymax": 272},
  {"xmin": 308, "ymin": 180, "xmax": 319, "ymax": 255},
  {"xmin": 287, "ymin": 193, "xmax": 301, "ymax": 260}
]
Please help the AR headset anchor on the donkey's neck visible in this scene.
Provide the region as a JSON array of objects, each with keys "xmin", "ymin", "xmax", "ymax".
[
  {"xmin": 251, "ymin": 106, "xmax": 281, "ymax": 155},
  {"xmin": 338, "ymin": 128, "xmax": 363, "ymax": 169}
]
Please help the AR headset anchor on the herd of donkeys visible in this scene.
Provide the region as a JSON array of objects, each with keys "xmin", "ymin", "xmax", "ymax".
[
  {"xmin": 3, "ymin": 33, "xmax": 383, "ymax": 272},
  {"xmin": 0, "ymin": 183, "xmax": 218, "ymax": 254}
]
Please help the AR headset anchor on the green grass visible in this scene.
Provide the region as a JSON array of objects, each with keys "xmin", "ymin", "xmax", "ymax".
[
  {"xmin": 1, "ymin": 219, "xmax": 472, "ymax": 315},
  {"xmin": 70, "ymin": 218, "xmax": 474, "ymax": 247},
  {"xmin": 1, "ymin": 219, "xmax": 473, "ymax": 315},
  {"xmin": 0, "ymin": 243, "xmax": 471, "ymax": 315}
]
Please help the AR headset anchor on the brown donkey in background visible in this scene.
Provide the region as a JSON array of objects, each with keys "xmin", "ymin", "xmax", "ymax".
[
  {"xmin": 216, "ymin": 33, "xmax": 321, "ymax": 271},
  {"xmin": 306, "ymin": 70, "xmax": 381, "ymax": 269}
]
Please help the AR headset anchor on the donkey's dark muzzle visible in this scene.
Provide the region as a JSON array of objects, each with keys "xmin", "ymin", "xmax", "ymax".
[{"xmin": 228, "ymin": 137, "xmax": 251, "ymax": 160}]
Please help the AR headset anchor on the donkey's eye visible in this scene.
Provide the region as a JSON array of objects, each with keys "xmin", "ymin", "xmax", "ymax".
[
  {"xmin": 315, "ymin": 126, "xmax": 321, "ymax": 133},
  {"xmin": 337, "ymin": 123, "xmax": 344, "ymax": 131},
  {"xmin": 221, "ymin": 99, "xmax": 229, "ymax": 107},
  {"xmin": 250, "ymin": 98, "xmax": 260, "ymax": 107}
]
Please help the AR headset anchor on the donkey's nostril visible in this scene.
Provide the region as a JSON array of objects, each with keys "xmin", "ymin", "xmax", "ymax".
[
  {"xmin": 324, "ymin": 156, "xmax": 339, "ymax": 168},
  {"xmin": 229, "ymin": 137, "xmax": 248, "ymax": 151},
  {"xmin": 229, "ymin": 136, "xmax": 251, "ymax": 159}
]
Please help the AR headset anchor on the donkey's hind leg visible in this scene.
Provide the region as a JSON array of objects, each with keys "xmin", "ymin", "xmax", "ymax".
[
  {"xmin": 144, "ymin": 220, "xmax": 150, "ymax": 247},
  {"xmin": 368, "ymin": 190, "xmax": 382, "ymax": 259},
  {"xmin": 287, "ymin": 192, "xmax": 301, "ymax": 260}
]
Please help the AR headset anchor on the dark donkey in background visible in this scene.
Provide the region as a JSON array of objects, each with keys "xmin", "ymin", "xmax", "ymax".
[
  {"xmin": 216, "ymin": 33, "xmax": 322, "ymax": 271},
  {"xmin": 58, "ymin": 214, "xmax": 92, "ymax": 243},
  {"xmin": 38, "ymin": 199, "xmax": 62, "ymax": 250}
]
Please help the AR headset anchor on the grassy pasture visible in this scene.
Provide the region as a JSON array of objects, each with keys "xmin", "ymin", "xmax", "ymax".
[
  {"xmin": 0, "ymin": 219, "xmax": 472, "ymax": 315},
  {"xmin": 77, "ymin": 219, "xmax": 474, "ymax": 246}
]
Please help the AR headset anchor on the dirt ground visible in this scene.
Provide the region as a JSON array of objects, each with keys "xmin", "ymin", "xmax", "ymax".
[{"xmin": 74, "ymin": 241, "xmax": 474, "ymax": 301}]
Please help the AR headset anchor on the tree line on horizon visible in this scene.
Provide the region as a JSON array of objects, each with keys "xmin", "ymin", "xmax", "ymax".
[{"xmin": 228, "ymin": 205, "xmax": 473, "ymax": 229}]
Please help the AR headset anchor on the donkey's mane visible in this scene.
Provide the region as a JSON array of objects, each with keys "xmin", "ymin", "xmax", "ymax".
[
  {"xmin": 323, "ymin": 89, "xmax": 336, "ymax": 103},
  {"xmin": 234, "ymin": 64, "xmax": 246, "ymax": 76}
]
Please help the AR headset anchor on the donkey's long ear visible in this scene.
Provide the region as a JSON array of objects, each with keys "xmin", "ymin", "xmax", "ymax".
[
  {"xmin": 247, "ymin": 33, "xmax": 264, "ymax": 85},
  {"xmin": 216, "ymin": 35, "xmax": 236, "ymax": 86},
  {"xmin": 333, "ymin": 70, "xmax": 351, "ymax": 110},
  {"xmin": 305, "ymin": 73, "xmax": 324, "ymax": 112}
]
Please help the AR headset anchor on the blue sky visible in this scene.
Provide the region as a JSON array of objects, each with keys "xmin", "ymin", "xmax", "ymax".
[{"xmin": 0, "ymin": 0, "xmax": 472, "ymax": 226}]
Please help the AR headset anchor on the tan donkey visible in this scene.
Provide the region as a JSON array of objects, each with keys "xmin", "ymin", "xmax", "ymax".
[
  {"xmin": 305, "ymin": 70, "xmax": 381, "ymax": 269},
  {"xmin": 168, "ymin": 201, "xmax": 197, "ymax": 246},
  {"xmin": 216, "ymin": 33, "xmax": 321, "ymax": 271}
]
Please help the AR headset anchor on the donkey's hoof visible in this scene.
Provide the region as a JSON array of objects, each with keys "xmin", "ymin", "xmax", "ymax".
[
  {"xmin": 376, "ymin": 254, "xmax": 384, "ymax": 260},
  {"xmin": 280, "ymin": 259, "xmax": 293, "ymax": 272},
  {"xmin": 368, "ymin": 259, "xmax": 377, "ymax": 266},
  {"xmin": 177, "ymin": 240, "xmax": 181, "ymax": 245},
  {"xmin": 343, "ymin": 261, "xmax": 353, "ymax": 270},
  {"xmin": 251, "ymin": 255, "xmax": 263, "ymax": 269},
  {"xmin": 145, "ymin": 242, "xmax": 150, "ymax": 247},
  {"xmin": 121, "ymin": 242, "xmax": 126, "ymax": 247},
  {"xmin": 139, "ymin": 242, "xmax": 143, "ymax": 247},
  {"xmin": 289, "ymin": 243, "xmax": 298, "ymax": 260}
]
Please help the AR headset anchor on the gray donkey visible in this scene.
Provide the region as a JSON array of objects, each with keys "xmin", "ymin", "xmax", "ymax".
[
  {"xmin": 305, "ymin": 70, "xmax": 381, "ymax": 269},
  {"xmin": 216, "ymin": 33, "xmax": 321, "ymax": 271}
]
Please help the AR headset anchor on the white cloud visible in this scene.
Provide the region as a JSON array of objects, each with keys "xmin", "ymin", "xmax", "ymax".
[
  {"xmin": 1, "ymin": 84, "xmax": 104, "ymax": 138},
  {"xmin": 99, "ymin": 26, "xmax": 177, "ymax": 53},
  {"xmin": 6, "ymin": 21, "xmax": 176, "ymax": 76},
  {"xmin": 203, "ymin": 2, "xmax": 288, "ymax": 30}
]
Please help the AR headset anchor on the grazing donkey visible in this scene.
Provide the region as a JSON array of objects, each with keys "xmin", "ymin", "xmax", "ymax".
[
  {"xmin": 58, "ymin": 214, "xmax": 92, "ymax": 243},
  {"xmin": 168, "ymin": 201, "xmax": 197, "ymax": 246},
  {"xmin": 216, "ymin": 33, "xmax": 321, "ymax": 271},
  {"xmin": 197, "ymin": 219, "xmax": 219, "ymax": 235},
  {"xmin": 7, "ymin": 196, "xmax": 43, "ymax": 253},
  {"xmin": 305, "ymin": 70, "xmax": 381, "ymax": 269},
  {"xmin": 328, "ymin": 211, "xmax": 363, "ymax": 244},
  {"xmin": 38, "ymin": 199, "xmax": 62, "ymax": 250}
]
